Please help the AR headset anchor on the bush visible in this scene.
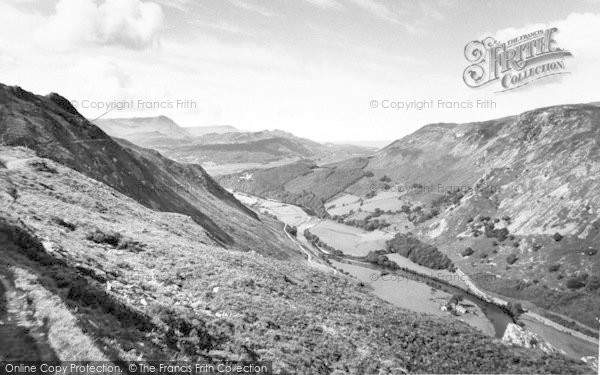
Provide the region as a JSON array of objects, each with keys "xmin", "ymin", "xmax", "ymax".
[
  {"xmin": 285, "ymin": 225, "xmax": 298, "ymax": 237},
  {"xmin": 506, "ymin": 254, "xmax": 518, "ymax": 265},
  {"xmin": 506, "ymin": 302, "xmax": 524, "ymax": 317},
  {"xmin": 29, "ymin": 160, "xmax": 58, "ymax": 174},
  {"xmin": 585, "ymin": 276, "xmax": 600, "ymax": 292},
  {"xmin": 585, "ymin": 248, "xmax": 598, "ymax": 256},
  {"xmin": 87, "ymin": 229, "xmax": 121, "ymax": 247},
  {"xmin": 86, "ymin": 229, "xmax": 144, "ymax": 252},
  {"xmin": 548, "ymin": 264, "xmax": 560, "ymax": 272},
  {"xmin": 566, "ymin": 278, "xmax": 586, "ymax": 290},
  {"xmin": 552, "ymin": 232, "xmax": 563, "ymax": 242},
  {"xmin": 461, "ymin": 247, "xmax": 474, "ymax": 257},
  {"xmin": 51, "ymin": 217, "xmax": 76, "ymax": 232}
]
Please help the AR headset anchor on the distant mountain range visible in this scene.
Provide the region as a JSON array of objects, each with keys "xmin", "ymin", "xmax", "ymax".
[
  {"xmin": 1, "ymin": 83, "xmax": 589, "ymax": 373},
  {"xmin": 95, "ymin": 116, "xmax": 376, "ymax": 168}
]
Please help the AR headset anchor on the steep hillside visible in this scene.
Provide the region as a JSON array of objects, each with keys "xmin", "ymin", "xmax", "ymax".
[
  {"xmin": 0, "ymin": 84, "xmax": 297, "ymax": 257},
  {"xmin": 0, "ymin": 146, "xmax": 589, "ymax": 374},
  {"xmin": 219, "ymin": 103, "xmax": 600, "ymax": 330}
]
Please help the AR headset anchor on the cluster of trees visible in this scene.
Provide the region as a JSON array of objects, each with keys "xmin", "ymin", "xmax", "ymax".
[
  {"xmin": 331, "ymin": 208, "xmax": 392, "ymax": 232},
  {"xmin": 386, "ymin": 233, "xmax": 455, "ymax": 270},
  {"xmin": 344, "ymin": 217, "xmax": 390, "ymax": 231},
  {"xmin": 467, "ymin": 216, "xmax": 512, "ymax": 241},
  {"xmin": 285, "ymin": 225, "xmax": 297, "ymax": 237},
  {"xmin": 431, "ymin": 190, "xmax": 464, "ymax": 209},
  {"xmin": 365, "ymin": 250, "xmax": 400, "ymax": 269},
  {"xmin": 303, "ymin": 229, "xmax": 344, "ymax": 256}
]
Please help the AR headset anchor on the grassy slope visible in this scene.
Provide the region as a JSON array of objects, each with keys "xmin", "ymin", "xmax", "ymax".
[
  {"xmin": 0, "ymin": 147, "xmax": 590, "ymax": 374},
  {"xmin": 0, "ymin": 84, "xmax": 298, "ymax": 259}
]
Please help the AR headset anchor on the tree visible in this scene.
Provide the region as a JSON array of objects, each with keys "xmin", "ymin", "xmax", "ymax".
[
  {"xmin": 506, "ymin": 302, "xmax": 523, "ymax": 317},
  {"xmin": 506, "ymin": 254, "xmax": 518, "ymax": 265},
  {"xmin": 285, "ymin": 225, "xmax": 297, "ymax": 237}
]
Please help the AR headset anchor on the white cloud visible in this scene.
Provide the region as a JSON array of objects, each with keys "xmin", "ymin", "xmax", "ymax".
[
  {"xmin": 226, "ymin": 0, "xmax": 278, "ymax": 18},
  {"xmin": 38, "ymin": 0, "xmax": 164, "ymax": 50},
  {"xmin": 347, "ymin": 0, "xmax": 404, "ymax": 25},
  {"xmin": 303, "ymin": 0, "xmax": 344, "ymax": 10},
  {"xmin": 491, "ymin": 12, "xmax": 600, "ymax": 76}
]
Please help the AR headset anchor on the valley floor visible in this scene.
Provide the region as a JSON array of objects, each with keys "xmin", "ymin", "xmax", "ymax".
[{"xmin": 235, "ymin": 191, "xmax": 599, "ymax": 363}]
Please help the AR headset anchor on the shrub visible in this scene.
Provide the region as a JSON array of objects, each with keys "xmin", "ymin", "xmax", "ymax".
[
  {"xmin": 566, "ymin": 278, "xmax": 586, "ymax": 290},
  {"xmin": 552, "ymin": 232, "xmax": 563, "ymax": 242},
  {"xmin": 461, "ymin": 248, "xmax": 474, "ymax": 257},
  {"xmin": 585, "ymin": 248, "xmax": 598, "ymax": 256},
  {"xmin": 548, "ymin": 264, "xmax": 560, "ymax": 272},
  {"xmin": 506, "ymin": 254, "xmax": 518, "ymax": 265},
  {"xmin": 585, "ymin": 276, "xmax": 600, "ymax": 291},
  {"xmin": 87, "ymin": 229, "xmax": 121, "ymax": 247},
  {"xmin": 29, "ymin": 160, "xmax": 58, "ymax": 174},
  {"xmin": 285, "ymin": 225, "xmax": 298, "ymax": 237},
  {"xmin": 506, "ymin": 302, "xmax": 524, "ymax": 317},
  {"xmin": 565, "ymin": 273, "xmax": 588, "ymax": 290},
  {"xmin": 51, "ymin": 217, "xmax": 76, "ymax": 232},
  {"xmin": 86, "ymin": 229, "xmax": 144, "ymax": 252}
]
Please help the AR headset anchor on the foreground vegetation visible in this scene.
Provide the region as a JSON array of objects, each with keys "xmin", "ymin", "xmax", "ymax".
[{"xmin": 0, "ymin": 149, "xmax": 591, "ymax": 374}]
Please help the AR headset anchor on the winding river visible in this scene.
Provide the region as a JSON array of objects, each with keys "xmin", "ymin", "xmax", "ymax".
[{"xmin": 232, "ymin": 191, "xmax": 599, "ymax": 360}]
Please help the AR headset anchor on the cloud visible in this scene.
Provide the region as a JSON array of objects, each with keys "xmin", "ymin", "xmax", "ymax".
[
  {"xmin": 347, "ymin": 0, "xmax": 404, "ymax": 24},
  {"xmin": 226, "ymin": 0, "xmax": 278, "ymax": 17},
  {"xmin": 39, "ymin": 0, "xmax": 164, "ymax": 50},
  {"xmin": 491, "ymin": 12, "xmax": 600, "ymax": 71},
  {"xmin": 303, "ymin": 0, "xmax": 344, "ymax": 10}
]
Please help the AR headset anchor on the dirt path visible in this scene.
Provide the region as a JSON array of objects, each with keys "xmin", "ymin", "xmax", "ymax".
[{"xmin": 0, "ymin": 274, "xmax": 58, "ymax": 361}]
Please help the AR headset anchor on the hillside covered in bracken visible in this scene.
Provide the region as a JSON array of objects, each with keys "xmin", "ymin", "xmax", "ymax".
[
  {"xmin": 219, "ymin": 103, "xmax": 600, "ymax": 331},
  {"xmin": 0, "ymin": 146, "xmax": 590, "ymax": 374}
]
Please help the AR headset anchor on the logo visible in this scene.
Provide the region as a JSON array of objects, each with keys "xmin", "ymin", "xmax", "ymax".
[{"xmin": 463, "ymin": 28, "xmax": 572, "ymax": 92}]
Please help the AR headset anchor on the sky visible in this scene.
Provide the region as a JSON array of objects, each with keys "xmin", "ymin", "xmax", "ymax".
[{"xmin": 0, "ymin": 0, "xmax": 599, "ymax": 143}]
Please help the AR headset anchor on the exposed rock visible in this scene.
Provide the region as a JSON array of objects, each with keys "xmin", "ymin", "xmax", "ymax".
[
  {"xmin": 502, "ymin": 323, "xmax": 562, "ymax": 355},
  {"xmin": 580, "ymin": 356, "xmax": 598, "ymax": 372}
]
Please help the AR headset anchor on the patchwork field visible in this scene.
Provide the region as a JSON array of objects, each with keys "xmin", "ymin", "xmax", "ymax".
[{"xmin": 310, "ymin": 220, "xmax": 392, "ymax": 257}]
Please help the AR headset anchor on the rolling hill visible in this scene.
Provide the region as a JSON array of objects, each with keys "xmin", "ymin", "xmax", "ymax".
[{"xmin": 95, "ymin": 117, "xmax": 375, "ymax": 168}]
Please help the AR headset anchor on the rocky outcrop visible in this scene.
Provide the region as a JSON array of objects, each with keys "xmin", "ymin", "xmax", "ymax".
[
  {"xmin": 502, "ymin": 323, "xmax": 562, "ymax": 355},
  {"xmin": 580, "ymin": 356, "xmax": 598, "ymax": 373}
]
